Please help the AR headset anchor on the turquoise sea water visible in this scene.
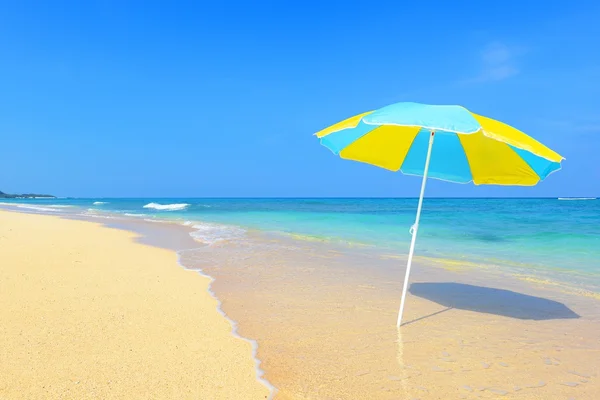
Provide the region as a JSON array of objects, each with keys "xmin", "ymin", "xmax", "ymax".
[{"xmin": 2, "ymin": 197, "xmax": 599, "ymax": 287}]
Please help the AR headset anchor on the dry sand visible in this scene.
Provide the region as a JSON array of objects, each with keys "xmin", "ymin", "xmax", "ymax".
[{"xmin": 0, "ymin": 210, "xmax": 271, "ymax": 399}]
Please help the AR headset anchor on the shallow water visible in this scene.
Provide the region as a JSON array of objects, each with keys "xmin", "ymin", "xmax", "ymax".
[{"xmin": 2, "ymin": 197, "xmax": 599, "ymax": 295}]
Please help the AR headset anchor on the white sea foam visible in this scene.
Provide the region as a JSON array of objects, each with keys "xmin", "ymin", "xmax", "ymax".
[
  {"xmin": 143, "ymin": 218, "xmax": 171, "ymax": 224},
  {"xmin": 15, "ymin": 204, "xmax": 64, "ymax": 212},
  {"xmin": 143, "ymin": 202, "xmax": 190, "ymax": 211},
  {"xmin": 558, "ymin": 197, "xmax": 596, "ymax": 201},
  {"xmin": 93, "ymin": 201, "xmax": 108, "ymax": 205},
  {"xmin": 190, "ymin": 222, "xmax": 246, "ymax": 245},
  {"xmin": 78, "ymin": 212, "xmax": 117, "ymax": 220},
  {"xmin": 83, "ymin": 209, "xmax": 116, "ymax": 219},
  {"xmin": 124, "ymin": 213, "xmax": 147, "ymax": 217}
]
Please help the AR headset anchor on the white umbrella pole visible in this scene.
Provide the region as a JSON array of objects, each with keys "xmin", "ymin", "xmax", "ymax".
[{"xmin": 397, "ymin": 131, "xmax": 435, "ymax": 328}]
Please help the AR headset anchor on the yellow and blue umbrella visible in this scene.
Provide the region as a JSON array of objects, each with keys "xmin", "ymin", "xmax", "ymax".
[{"xmin": 315, "ymin": 102, "xmax": 564, "ymax": 327}]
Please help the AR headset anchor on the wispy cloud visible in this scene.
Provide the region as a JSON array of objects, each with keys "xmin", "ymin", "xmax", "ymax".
[{"xmin": 467, "ymin": 42, "xmax": 524, "ymax": 83}]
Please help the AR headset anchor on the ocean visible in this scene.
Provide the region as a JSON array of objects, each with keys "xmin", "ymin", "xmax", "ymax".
[{"xmin": 2, "ymin": 197, "xmax": 598, "ymax": 281}]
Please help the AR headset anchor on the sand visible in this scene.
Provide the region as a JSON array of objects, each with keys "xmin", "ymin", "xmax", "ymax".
[
  {"xmin": 183, "ymin": 233, "xmax": 600, "ymax": 399},
  {"xmin": 0, "ymin": 210, "xmax": 271, "ymax": 399},
  {"xmin": 2, "ymin": 207, "xmax": 599, "ymax": 399}
]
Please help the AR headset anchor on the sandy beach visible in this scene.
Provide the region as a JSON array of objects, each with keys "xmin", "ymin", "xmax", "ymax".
[
  {"xmin": 0, "ymin": 210, "xmax": 271, "ymax": 399},
  {"xmin": 1, "ymin": 205, "xmax": 599, "ymax": 399}
]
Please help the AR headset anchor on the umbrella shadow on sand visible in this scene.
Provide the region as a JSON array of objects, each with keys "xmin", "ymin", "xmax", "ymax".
[{"xmin": 404, "ymin": 282, "xmax": 580, "ymax": 325}]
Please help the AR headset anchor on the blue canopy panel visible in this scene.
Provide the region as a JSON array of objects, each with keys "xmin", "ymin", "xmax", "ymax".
[
  {"xmin": 509, "ymin": 145, "xmax": 562, "ymax": 180},
  {"xmin": 319, "ymin": 120, "xmax": 377, "ymax": 155},
  {"xmin": 401, "ymin": 129, "xmax": 473, "ymax": 183},
  {"xmin": 364, "ymin": 102, "xmax": 481, "ymax": 134}
]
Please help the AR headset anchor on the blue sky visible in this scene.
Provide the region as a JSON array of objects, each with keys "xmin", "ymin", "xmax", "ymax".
[{"xmin": 1, "ymin": 0, "xmax": 599, "ymax": 197}]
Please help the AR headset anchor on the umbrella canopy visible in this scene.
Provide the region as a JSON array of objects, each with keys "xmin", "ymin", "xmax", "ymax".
[
  {"xmin": 315, "ymin": 102, "xmax": 564, "ymax": 327},
  {"xmin": 316, "ymin": 102, "xmax": 563, "ymax": 185}
]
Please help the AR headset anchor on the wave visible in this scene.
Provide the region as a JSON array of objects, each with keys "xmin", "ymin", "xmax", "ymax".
[
  {"xmin": 558, "ymin": 197, "xmax": 596, "ymax": 201},
  {"xmin": 78, "ymin": 212, "xmax": 116, "ymax": 220},
  {"xmin": 142, "ymin": 202, "xmax": 190, "ymax": 211},
  {"xmin": 0, "ymin": 202, "xmax": 71, "ymax": 213},
  {"xmin": 143, "ymin": 218, "xmax": 171, "ymax": 224},
  {"xmin": 190, "ymin": 222, "xmax": 246, "ymax": 245},
  {"xmin": 15, "ymin": 204, "xmax": 65, "ymax": 212},
  {"xmin": 93, "ymin": 201, "xmax": 108, "ymax": 205},
  {"xmin": 124, "ymin": 213, "xmax": 147, "ymax": 217}
]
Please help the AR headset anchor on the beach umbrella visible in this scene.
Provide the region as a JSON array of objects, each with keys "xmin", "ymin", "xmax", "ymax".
[{"xmin": 315, "ymin": 102, "xmax": 564, "ymax": 327}]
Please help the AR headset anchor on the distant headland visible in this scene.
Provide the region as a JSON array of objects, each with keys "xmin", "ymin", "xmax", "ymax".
[{"xmin": 0, "ymin": 190, "xmax": 56, "ymax": 199}]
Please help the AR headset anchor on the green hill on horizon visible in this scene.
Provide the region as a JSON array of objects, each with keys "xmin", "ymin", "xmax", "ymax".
[{"xmin": 0, "ymin": 190, "xmax": 55, "ymax": 199}]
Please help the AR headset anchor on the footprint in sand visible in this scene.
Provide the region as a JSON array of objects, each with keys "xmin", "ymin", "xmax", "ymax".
[
  {"xmin": 568, "ymin": 370, "xmax": 593, "ymax": 379},
  {"xmin": 524, "ymin": 381, "xmax": 546, "ymax": 388},
  {"xmin": 561, "ymin": 382, "xmax": 580, "ymax": 387},
  {"xmin": 487, "ymin": 388, "xmax": 509, "ymax": 395}
]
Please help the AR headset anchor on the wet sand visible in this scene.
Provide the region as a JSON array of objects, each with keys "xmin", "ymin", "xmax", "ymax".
[
  {"xmin": 182, "ymin": 235, "xmax": 600, "ymax": 399},
  {"xmin": 0, "ymin": 210, "xmax": 271, "ymax": 399}
]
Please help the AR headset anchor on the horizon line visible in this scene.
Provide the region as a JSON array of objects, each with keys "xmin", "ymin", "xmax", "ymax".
[{"xmin": 15, "ymin": 196, "xmax": 598, "ymax": 200}]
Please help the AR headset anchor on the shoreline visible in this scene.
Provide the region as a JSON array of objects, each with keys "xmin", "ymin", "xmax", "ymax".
[
  {"xmin": 175, "ymin": 247, "xmax": 276, "ymax": 397},
  {"xmin": 2, "ymin": 205, "xmax": 600, "ymax": 398},
  {"xmin": 0, "ymin": 210, "xmax": 273, "ymax": 399},
  {"xmin": 1, "ymin": 199, "xmax": 598, "ymax": 300}
]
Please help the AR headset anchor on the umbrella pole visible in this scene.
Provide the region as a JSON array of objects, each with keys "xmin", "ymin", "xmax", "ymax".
[{"xmin": 397, "ymin": 131, "xmax": 435, "ymax": 328}]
